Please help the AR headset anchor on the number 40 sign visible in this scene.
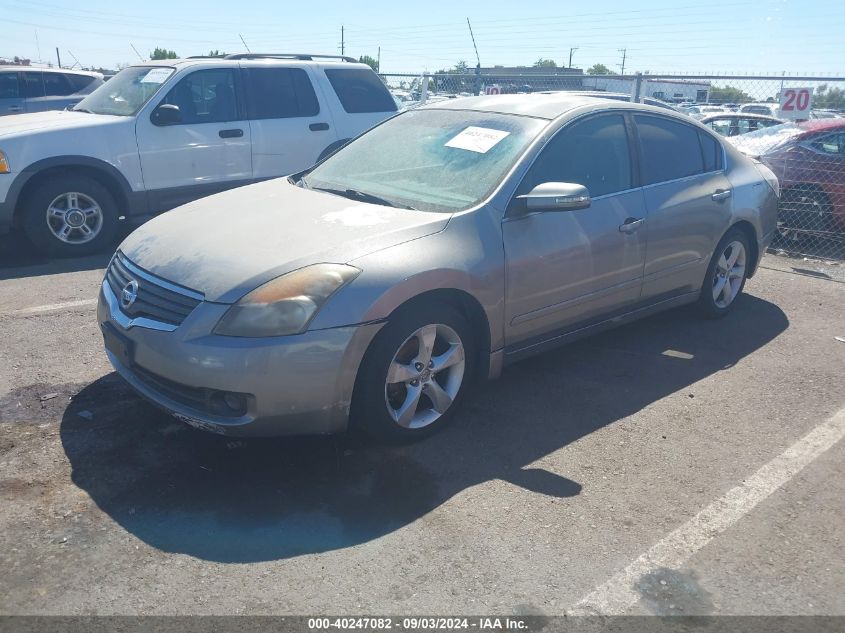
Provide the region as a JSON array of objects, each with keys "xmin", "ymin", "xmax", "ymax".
[{"xmin": 779, "ymin": 87, "xmax": 814, "ymax": 119}]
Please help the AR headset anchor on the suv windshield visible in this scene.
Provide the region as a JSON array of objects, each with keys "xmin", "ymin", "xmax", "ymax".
[
  {"xmin": 302, "ymin": 109, "xmax": 547, "ymax": 213},
  {"xmin": 73, "ymin": 66, "xmax": 174, "ymax": 116}
]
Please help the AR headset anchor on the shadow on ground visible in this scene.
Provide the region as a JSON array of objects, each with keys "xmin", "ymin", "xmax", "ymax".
[
  {"xmin": 0, "ymin": 228, "xmax": 129, "ymax": 280},
  {"xmin": 60, "ymin": 294, "xmax": 788, "ymax": 563}
]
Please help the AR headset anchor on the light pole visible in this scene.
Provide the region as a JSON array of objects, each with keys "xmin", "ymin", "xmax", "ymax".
[{"xmin": 569, "ymin": 47, "xmax": 578, "ymax": 68}]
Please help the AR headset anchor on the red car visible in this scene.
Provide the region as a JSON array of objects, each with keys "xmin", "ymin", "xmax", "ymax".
[{"xmin": 730, "ymin": 119, "xmax": 845, "ymax": 243}]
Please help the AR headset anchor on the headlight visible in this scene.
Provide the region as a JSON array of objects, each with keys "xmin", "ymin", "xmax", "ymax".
[
  {"xmin": 214, "ymin": 263, "xmax": 360, "ymax": 337},
  {"xmin": 0, "ymin": 151, "xmax": 9, "ymax": 174}
]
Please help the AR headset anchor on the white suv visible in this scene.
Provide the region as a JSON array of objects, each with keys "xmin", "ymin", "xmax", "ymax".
[{"xmin": 0, "ymin": 54, "xmax": 398, "ymax": 255}]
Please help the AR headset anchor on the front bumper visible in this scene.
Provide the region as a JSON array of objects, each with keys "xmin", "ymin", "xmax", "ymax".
[{"xmin": 98, "ymin": 281, "xmax": 383, "ymax": 436}]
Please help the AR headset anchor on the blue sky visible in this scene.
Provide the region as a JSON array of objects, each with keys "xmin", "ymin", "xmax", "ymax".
[{"xmin": 2, "ymin": 0, "xmax": 842, "ymax": 75}]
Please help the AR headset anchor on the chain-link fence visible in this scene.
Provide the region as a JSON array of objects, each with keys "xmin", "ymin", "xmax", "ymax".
[{"xmin": 380, "ymin": 71, "xmax": 845, "ymax": 261}]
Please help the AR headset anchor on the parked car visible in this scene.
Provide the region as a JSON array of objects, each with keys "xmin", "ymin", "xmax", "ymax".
[
  {"xmin": 0, "ymin": 67, "xmax": 103, "ymax": 116},
  {"xmin": 546, "ymin": 90, "xmax": 680, "ymax": 111},
  {"xmin": 700, "ymin": 112, "xmax": 783, "ymax": 137},
  {"xmin": 0, "ymin": 53, "xmax": 398, "ymax": 256},
  {"xmin": 685, "ymin": 105, "xmax": 728, "ymax": 119},
  {"xmin": 739, "ymin": 103, "xmax": 781, "ymax": 117},
  {"xmin": 730, "ymin": 119, "xmax": 845, "ymax": 241},
  {"xmin": 98, "ymin": 94, "xmax": 778, "ymax": 441}
]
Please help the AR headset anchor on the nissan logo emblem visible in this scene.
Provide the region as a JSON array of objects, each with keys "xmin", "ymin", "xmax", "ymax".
[{"xmin": 120, "ymin": 280, "xmax": 139, "ymax": 310}]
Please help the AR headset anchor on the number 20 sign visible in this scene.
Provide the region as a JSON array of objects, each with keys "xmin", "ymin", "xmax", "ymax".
[{"xmin": 779, "ymin": 87, "xmax": 814, "ymax": 119}]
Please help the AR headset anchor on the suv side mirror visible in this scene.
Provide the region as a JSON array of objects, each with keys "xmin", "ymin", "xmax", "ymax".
[
  {"xmin": 151, "ymin": 103, "xmax": 181, "ymax": 126},
  {"xmin": 516, "ymin": 182, "xmax": 591, "ymax": 212}
]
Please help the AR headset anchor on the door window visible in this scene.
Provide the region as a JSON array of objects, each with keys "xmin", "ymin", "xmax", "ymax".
[
  {"xmin": 41, "ymin": 72, "xmax": 73, "ymax": 96},
  {"xmin": 244, "ymin": 67, "xmax": 319, "ymax": 119},
  {"xmin": 518, "ymin": 114, "xmax": 633, "ymax": 198},
  {"xmin": 635, "ymin": 115, "xmax": 705, "ymax": 184},
  {"xmin": 64, "ymin": 73, "xmax": 97, "ymax": 93},
  {"xmin": 160, "ymin": 69, "xmax": 238, "ymax": 124},
  {"xmin": 810, "ymin": 133, "xmax": 845, "ymax": 155},
  {"xmin": 698, "ymin": 130, "xmax": 722, "ymax": 172},
  {"xmin": 22, "ymin": 72, "xmax": 45, "ymax": 98},
  {"xmin": 0, "ymin": 73, "xmax": 19, "ymax": 99}
]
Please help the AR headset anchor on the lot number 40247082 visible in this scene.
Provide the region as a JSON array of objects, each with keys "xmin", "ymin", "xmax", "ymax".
[{"xmin": 779, "ymin": 87, "xmax": 814, "ymax": 119}]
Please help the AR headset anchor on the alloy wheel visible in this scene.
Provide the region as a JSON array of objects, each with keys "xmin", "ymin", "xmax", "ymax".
[
  {"xmin": 712, "ymin": 240, "xmax": 746, "ymax": 309},
  {"xmin": 45, "ymin": 191, "xmax": 103, "ymax": 244}
]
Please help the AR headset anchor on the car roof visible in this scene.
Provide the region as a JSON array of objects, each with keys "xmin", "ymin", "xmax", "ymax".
[
  {"xmin": 701, "ymin": 113, "xmax": 782, "ymax": 122},
  {"xmin": 795, "ymin": 118, "xmax": 845, "ymax": 135},
  {"xmin": 0, "ymin": 66, "xmax": 102, "ymax": 78},
  {"xmin": 129, "ymin": 56, "xmax": 370, "ymax": 71},
  {"xmin": 418, "ymin": 92, "xmax": 686, "ymax": 120}
]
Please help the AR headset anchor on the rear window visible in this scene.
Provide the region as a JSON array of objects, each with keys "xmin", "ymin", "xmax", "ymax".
[
  {"xmin": 65, "ymin": 73, "xmax": 97, "ymax": 93},
  {"xmin": 324, "ymin": 68, "xmax": 397, "ymax": 114},
  {"xmin": 244, "ymin": 67, "xmax": 319, "ymax": 119},
  {"xmin": 635, "ymin": 115, "xmax": 705, "ymax": 185}
]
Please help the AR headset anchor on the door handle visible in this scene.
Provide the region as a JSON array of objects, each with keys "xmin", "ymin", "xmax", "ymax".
[
  {"xmin": 711, "ymin": 189, "xmax": 732, "ymax": 202},
  {"xmin": 218, "ymin": 128, "xmax": 244, "ymax": 138},
  {"xmin": 619, "ymin": 217, "xmax": 645, "ymax": 234},
  {"xmin": 8, "ymin": 106, "xmax": 22, "ymax": 112},
  {"xmin": 309, "ymin": 122, "xmax": 330, "ymax": 131}
]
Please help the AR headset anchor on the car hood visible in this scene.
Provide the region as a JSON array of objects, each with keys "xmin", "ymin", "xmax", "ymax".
[
  {"xmin": 0, "ymin": 110, "xmax": 126, "ymax": 138},
  {"xmin": 119, "ymin": 179, "xmax": 451, "ymax": 303}
]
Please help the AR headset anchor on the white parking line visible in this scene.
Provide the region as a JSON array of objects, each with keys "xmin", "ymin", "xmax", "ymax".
[
  {"xmin": 569, "ymin": 405, "xmax": 845, "ymax": 615},
  {"xmin": 4, "ymin": 298, "xmax": 98, "ymax": 317}
]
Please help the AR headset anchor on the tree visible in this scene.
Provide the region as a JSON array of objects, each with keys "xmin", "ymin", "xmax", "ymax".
[
  {"xmin": 708, "ymin": 85, "xmax": 754, "ymax": 104},
  {"xmin": 533, "ymin": 58, "xmax": 557, "ymax": 68},
  {"xmin": 150, "ymin": 47, "xmax": 178, "ymax": 60},
  {"xmin": 815, "ymin": 84, "xmax": 845, "ymax": 109},
  {"xmin": 359, "ymin": 55, "xmax": 379, "ymax": 72},
  {"xmin": 208, "ymin": 49, "xmax": 226, "ymax": 57},
  {"xmin": 586, "ymin": 63, "xmax": 614, "ymax": 75}
]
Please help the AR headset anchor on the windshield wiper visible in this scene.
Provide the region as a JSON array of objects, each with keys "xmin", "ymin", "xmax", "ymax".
[{"xmin": 312, "ymin": 186, "xmax": 416, "ymax": 210}]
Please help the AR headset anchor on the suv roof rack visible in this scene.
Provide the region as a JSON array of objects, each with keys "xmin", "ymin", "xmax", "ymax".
[{"xmin": 223, "ymin": 53, "xmax": 358, "ymax": 63}]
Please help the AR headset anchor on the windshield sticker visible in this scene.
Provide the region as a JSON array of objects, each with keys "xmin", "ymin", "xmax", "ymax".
[
  {"xmin": 445, "ymin": 126, "xmax": 510, "ymax": 153},
  {"xmin": 140, "ymin": 68, "xmax": 172, "ymax": 84}
]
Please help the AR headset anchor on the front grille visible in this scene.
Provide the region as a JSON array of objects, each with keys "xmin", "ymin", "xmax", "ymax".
[{"xmin": 106, "ymin": 252, "xmax": 203, "ymax": 326}]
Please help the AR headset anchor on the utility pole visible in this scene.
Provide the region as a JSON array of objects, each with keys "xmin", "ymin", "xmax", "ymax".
[
  {"xmin": 568, "ymin": 47, "xmax": 578, "ymax": 68},
  {"xmin": 618, "ymin": 48, "xmax": 627, "ymax": 76},
  {"xmin": 377, "ymin": 46, "xmax": 380, "ymax": 73},
  {"xmin": 55, "ymin": 47, "xmax": 62, "ymax": 69},
  {"xmin": 340, "ymin": 26, "xmax": 345, "ymax": 56}
]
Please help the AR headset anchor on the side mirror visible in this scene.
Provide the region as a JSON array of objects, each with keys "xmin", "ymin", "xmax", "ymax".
[
  {"xmin": 516, "ymin": 182, "xmax": 591, "ymax": 212},
  {"xmin": 151, "ymin": 103, "xmax": 181, "ymax": 126}
]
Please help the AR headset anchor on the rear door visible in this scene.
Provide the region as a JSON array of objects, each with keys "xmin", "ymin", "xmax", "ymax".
[
  {"xmin": 503, "ymin": 113, "xmax": 648, "ymax": 348},
  {"xmin": 243, "ymin": 65, "xmax": 331, "ymax": 178},
  {"xmin": 634, "ymin": 114, "xmax": 732, "ymax": 300},
  {"xmin": 0, "ymin": 72, "xmax": 24, "ymax": 115},
  {"xmin": 136, "ymin": 67, "xmax": 252, "ymax": 210}
]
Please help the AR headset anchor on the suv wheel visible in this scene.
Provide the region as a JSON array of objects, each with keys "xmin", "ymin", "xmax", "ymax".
[{"xmin": 21, "ymin": 174, "xmax": 120, "ymax": 257}]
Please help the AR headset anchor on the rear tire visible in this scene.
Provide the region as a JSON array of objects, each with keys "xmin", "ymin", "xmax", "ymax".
[
  {"xmin": 20, "ymin": 174, "xmax": 120, "ymax": 257},
  {"xmin": 351, "ymin": 303, "xmax": 475, "ymax": 443},
  {"xmin": 698, "ymin": 228, "xmax": 751, "ymax": 319}
]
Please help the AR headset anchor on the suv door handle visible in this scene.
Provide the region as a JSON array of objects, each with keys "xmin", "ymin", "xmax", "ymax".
[
  {"xmin": 711, "ymin": 189, "xmax": 732, "ymax": 202},
  {"xmin": 309, "ymin": 122, "xmax": 330, "ymax": 131},
  {"xmin": 7, "ymin": 105, "xmax": 23, "ymax": 112},
  {"xmin": 619, "ymin": 217, "xmax": 645, "ymax": 234},
  {"xmin": 219, "ymin": 128, "xmax": 244, "ymax": 138}
]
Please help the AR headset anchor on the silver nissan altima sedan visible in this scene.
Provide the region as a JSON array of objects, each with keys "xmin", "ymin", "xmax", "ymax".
[{"xmin": 98, "ymin": 93, "xmax": 779, "ymax": 441}]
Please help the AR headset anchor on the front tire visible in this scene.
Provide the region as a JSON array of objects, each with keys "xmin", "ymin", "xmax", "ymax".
[
  {"xmin": 698, "ymin": 228, "xmax": 751, "ymax": 319},
  {"xmin": 351, "ymin": 303, "xmax": 475, "ymax": 443},
  {"xmin": 20, "ymin": 174, "xmax": 120, "ymax": 257}
]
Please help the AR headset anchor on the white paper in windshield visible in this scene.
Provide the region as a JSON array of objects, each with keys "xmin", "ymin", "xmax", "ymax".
[
  {"xmin": 140, "ymin": 68, "xmax": 172, "ymax": 84},
  {"xmin": 445, "ymin": 126, "xmax": 510, "ymax": 153}
]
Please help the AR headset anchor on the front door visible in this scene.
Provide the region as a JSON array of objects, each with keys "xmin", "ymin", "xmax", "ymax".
[
  {"xmin": 136, "ymin": 68, "xmax": 252, "ymax": 212},
  {"xmin": 503, "ymin": 113, "xmax": 648, "ymax": 349}
]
